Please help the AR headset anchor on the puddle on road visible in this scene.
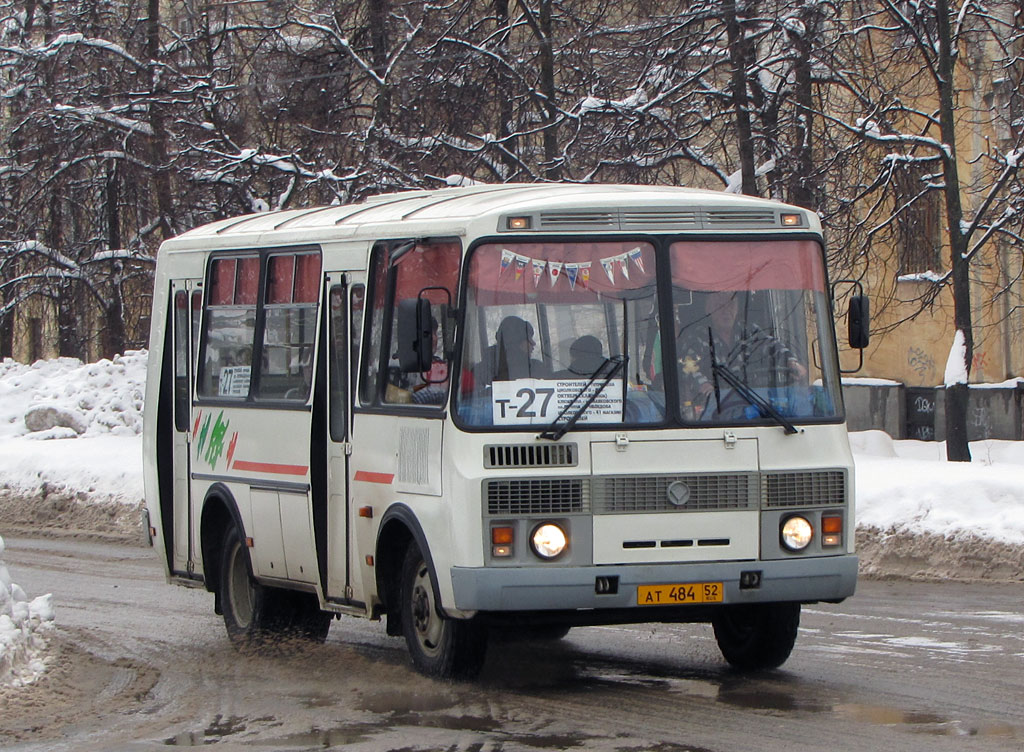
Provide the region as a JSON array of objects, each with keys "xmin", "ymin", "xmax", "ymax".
[{"xmin": 164, "ymin": 714, "xmax": 248, "ymax": 746}]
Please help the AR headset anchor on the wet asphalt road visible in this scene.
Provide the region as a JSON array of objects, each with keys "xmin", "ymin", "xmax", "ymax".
[{"xmin": 3, "ymin": 536, "xmax": 1023, "ymax": 752}]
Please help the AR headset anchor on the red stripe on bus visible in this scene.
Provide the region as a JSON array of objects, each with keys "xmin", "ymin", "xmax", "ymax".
[
  {"xmin": 231, "ymin": 459, "xmax": 309, "ymax": 476},
  {"xmin": 353, "ymin": 471, "xmax": 395, "ymax": 485}
]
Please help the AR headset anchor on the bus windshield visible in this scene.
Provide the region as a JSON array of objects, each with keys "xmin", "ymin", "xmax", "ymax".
[{"xmin": 454, "ymin": 238, "xmax": 842, "ymax": 430}]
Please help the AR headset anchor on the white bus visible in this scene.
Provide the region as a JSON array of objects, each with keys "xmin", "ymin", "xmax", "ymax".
[{"xmin": 143, "ymin": 183, "xmax": 867, "ymax": 679}]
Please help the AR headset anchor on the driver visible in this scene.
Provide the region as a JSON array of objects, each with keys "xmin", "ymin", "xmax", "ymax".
[{"xmin": 678, "ymin": 291, "xmax": 807, "ymax": 413}]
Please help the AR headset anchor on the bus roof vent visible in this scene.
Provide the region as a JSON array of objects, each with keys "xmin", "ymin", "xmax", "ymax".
[
  {"xmin": 538, "ymin": 211, "xmax": 617, "ymax": 230},
  {"xmin": 703, "ymin": 209, "xmax": 779, "ymax": 228},
  {"xmin": 620, "ymin": 209, "xmax": 700, "ymax": 230},
  {"xmin": 484, "ymin": 443, "xmax": 578, "ymax": 469}
]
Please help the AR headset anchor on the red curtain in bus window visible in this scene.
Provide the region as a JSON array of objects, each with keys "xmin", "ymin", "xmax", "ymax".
[
  {"xmin": 293, "ymin": 253, "xmax": 322, "ymax": 303},
  {"xmin": 209, "ymin": 258, "xmax": 236, "ymax": 305},
  {"xmin": 235, "ymin": 257, "xmax": 260, "ymax": 304},
  {"xmin": 393, "ymin": 242, "xmax": 460, "ymax": 303},
  {"xmin": 267, "ymin": 255, "xmax": 295, "ymax": 304},
  {"xmin": 670, "ymin": 240, "xmax": 826, "ymax": 292}
]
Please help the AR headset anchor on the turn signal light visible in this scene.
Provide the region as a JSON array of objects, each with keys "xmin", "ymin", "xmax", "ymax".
[
  {"xmin": 822, "ymin": 515, "xmax": 842, "ymax": 546},
  {"xmin": 491, "ymin": 526, "xmax": 514, "ymax": 545}
]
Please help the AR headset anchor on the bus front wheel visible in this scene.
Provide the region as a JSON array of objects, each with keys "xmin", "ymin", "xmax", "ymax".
[
  {"xmin": 399, "ymin": 545, "xmax": 488, "ymax": 679},
  {"xmin": 711, "ymin": 602, "xmax": 800, "ymax": 671}
]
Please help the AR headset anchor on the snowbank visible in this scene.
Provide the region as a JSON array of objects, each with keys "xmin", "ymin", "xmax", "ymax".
[
  {"xmin": 0, "ymin": 535, "xmax": 55, "ymax": 687},
  {"xmin": 852, "ymin": 430, "xmax": 1024, "ymax": 546}
]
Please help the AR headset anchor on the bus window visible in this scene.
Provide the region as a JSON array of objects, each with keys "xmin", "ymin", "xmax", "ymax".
[
  {"xmin": 360, "ymin": 240, "xmax": 461, "ymax": 407},
  {"xmin": 382, "ymin": 240, "xmax": 460, "ymax": 406},
  {"xmin": 198, "ymin": 255, "xmax": 258, "ymax": 398},
  {"xmin": 456, "ymin": 241, "xmax": 664, "ymax": 427},
  {"xmin": 359, "ymin": 245, "xmax": 390, "ymax": 405},
  {"xmin": 257, "ymin": 251, "xmax": 321, "ymax": 401},
  {"xmin": 172, "ymin": 290, "xmax": 190, "ymax": 432},
  {"xmin": 328, "ymin": 285, "xmax": 347, "ymax": 441}
]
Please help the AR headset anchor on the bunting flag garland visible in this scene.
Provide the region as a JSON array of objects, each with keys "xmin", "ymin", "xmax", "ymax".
[
  {"xmin": 627, "ymin": 247, "xmax": 646, "ymax": 275},
  {"xmin": 493, "ymin": 249, "xmax": 647, "ymax": 292},
  {"xmin": 532, "ymin": 258, "xmax": 546, "ymax": 287},
  {"xmin": 548, "ymin": 261, "xmax": 562, "ymax": 287}
]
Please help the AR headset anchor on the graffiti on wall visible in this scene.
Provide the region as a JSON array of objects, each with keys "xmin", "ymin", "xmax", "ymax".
[{"xmin": 908, "ymin": 347, "xmax": 936, "ymax": 380}]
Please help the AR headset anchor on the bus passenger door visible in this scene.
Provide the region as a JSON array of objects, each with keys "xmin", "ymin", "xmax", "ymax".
[
  {"xmin": 170, "ymin": 280, "xmax": 201, "ymax": 576},
  {"xmin": 322, "ymin": 274, "xmax": 362, "ymax": 602}
]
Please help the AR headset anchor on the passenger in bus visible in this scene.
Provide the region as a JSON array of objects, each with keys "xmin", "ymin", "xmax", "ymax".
[
  {"xmin": 554, "ymin": 335, "xmax": 606, "ymax": 378},
  {"xmin": 678, "ymin": 291, "xmax": 807, "ymax": 415},
  {"xmin": 471, "ymin": 315, "xmax": 550, "ymax": 389}
]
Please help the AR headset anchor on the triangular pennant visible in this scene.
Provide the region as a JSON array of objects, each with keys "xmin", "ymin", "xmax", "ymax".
[
  {"xmin": 499, "ymin": 249, "xmax": 514, "ymax": 277},
  {"xmin": 548, "ymin": 261, "xmax": 563, "ymax": 287},
  {"xmin": 532, "ymin": 258, "xmax": 546, "ymax": 288},
  {"xmin": 617, "ymin": 253, "xmax": 630, "ymax": 280},
  {"xmin": 565, "ymin": 263, "xmax": 579, "ymax": 290},
  {"xmin": 514, "ymin": 254, "xmax": 528, "ymax": 281},
  {"xmin": 579, "ymin": 261, "xmax": 591, "ymax": 288},
  {"xmin": 601, "ymin": 257, "xmax": 616, "ymax": 284},
  {"xmin": 627, "ymin": 247, "xmax": 646, "ymax": 275}
]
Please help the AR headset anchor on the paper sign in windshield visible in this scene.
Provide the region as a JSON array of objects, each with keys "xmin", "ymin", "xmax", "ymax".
[{"xmin": 491, "ymin": 379, "xmax": 623, "ymax": 425}]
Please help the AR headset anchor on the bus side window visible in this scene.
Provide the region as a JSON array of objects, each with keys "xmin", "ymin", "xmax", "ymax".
[
  {"xmin": 258, "ymin": 251, "xmax": 321, "ymax": 401},
  {"xmin": 359, "ymin": 245, "xmax": 390, "ymax": 405},
  {"xmin": 382, "ymin": 240, "xmax": 460, "ymax": 406},
  {"xmin": 198, "ymin": 256, "xmax": 258, "ymax": 398}
]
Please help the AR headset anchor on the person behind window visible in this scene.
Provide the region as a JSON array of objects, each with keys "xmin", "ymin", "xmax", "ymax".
[
  {"xmin": 472, "ymin": 315, "xmax": 550, "ymax": 389},
  {"xmin": 678, "ymin": 291, "xmax": 807, "ymax": 415},
  {"xmin": 411, "ymin": 316, "xmax": 449, "ymax": 405},
  {"xmin": 554, "ymin": 335, "xmax": 606, "ymax": 378}
]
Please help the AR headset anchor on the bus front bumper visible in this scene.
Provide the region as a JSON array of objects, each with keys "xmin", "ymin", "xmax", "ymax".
[{"xmin": 450, "ymin": 555, "xmax": 857, "ymax": 612}]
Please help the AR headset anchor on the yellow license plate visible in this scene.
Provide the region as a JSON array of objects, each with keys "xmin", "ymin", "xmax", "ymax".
[{"xmin": 637, "ymin": 582, "xmax": 723, "ymax": 606}]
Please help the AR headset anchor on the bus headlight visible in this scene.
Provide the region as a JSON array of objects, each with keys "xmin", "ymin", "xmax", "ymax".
[
  {"xmin": 781, "ymin": 516, "xmax": 813, "ymax": 551},
  {"xmin": 530, "ymin": 523, "xmax": 568, "ymax": 560}
]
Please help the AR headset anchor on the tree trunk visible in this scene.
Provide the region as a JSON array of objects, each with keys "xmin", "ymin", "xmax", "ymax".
[
  {"xmin": 935, "ymin": 0, "xmax": 972, "ymax": 461},
  {"xmin": 723, "ymin": 0, "xmax": 757, "ymax": 196}
]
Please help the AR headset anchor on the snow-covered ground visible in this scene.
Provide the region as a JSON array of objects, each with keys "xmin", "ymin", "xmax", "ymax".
[{"xmin": 1, "ymin": 352, "xmax": 1023, "ymax": 687}]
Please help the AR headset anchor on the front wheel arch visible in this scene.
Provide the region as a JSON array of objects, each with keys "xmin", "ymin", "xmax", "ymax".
[{"xmin": 375, "ymin": 504, "xmax": 438, "ymax": 634}]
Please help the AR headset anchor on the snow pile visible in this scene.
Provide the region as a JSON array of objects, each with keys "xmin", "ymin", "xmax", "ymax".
[
  {"xmin": 852, "ymin": 430, "xmax": 1024, "ymax": 546},
  {"xmin": 0, "ymin": 352, "xmax": 146, "ymax": 504},
  {"xmin": 0, "ymin": 351, "xmax": 146, "ymax": 439},
  {"xmin": 0, "ymin": 535, "xmax": 55, "ymax": 687}
]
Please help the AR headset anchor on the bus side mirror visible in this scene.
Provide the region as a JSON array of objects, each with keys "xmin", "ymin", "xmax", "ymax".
[
  {"xmin": 848, "ymin": 294, "xmax": 870, "ymax": 349},
  {"xmin": 396, "ymin": 298, "xmax": 433, "ymax": 373}
]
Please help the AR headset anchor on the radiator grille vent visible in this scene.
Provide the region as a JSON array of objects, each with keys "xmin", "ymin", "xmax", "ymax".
[
  {"xmin": 486, "ymin": 478, "xmax": 588, "ymax": 515},
  {"xmin": 484, "ymin": 443, "xmax": 578, "ymax": 468},
  {"xmin": 764, "ymin": 470, "xmax": 846, "ymax": 508},
  {"xmin": 592, "ymin": 473, "xmax": 757, "ymax": 514}
]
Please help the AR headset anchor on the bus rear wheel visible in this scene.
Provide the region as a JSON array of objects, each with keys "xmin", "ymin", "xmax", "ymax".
[
  {"xmin": 400, "ymin": 545, "xmax": 487, "ymax": 679},
  {"xmin": 219, "ymin": 525, "xmax": 331, "ymax": 648},
  {"xmin": 711, "ymin": 602, "xmax": 800, "ymax": 671}
]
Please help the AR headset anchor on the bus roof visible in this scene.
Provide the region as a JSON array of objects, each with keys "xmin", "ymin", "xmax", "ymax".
[{"xmin": 161, "ymin": 183, "xmax": 821, "ymax": 252}]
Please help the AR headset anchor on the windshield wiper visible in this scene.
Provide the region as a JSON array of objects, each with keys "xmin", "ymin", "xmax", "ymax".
[
  {"xmin": 538, "ymin": 355, "xmax": 626, "ymax": 441},
  {"xmin": 709, "ymin": 358, "xmax": 799, "ymax": 435}
]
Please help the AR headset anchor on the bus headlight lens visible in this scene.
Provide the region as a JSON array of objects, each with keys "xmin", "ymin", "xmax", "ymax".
[
  {"xmin": 781, "ymin": 516, "xmax": 813, "ymax": 551},
  {"xmin": 531, "ymin": 523, "xmax": 568, "ymax": 559}
]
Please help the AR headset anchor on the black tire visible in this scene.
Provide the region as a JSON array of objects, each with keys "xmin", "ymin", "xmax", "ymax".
[
  {"xmin": 400, "ymin": 545, "xmax": 488, "ymax": 679},
  {"xmin": 219, "ymin": 525, "xmax": 331, "ymax": 648},
  {"xmin": 712, "ymin": 602, "xmax": 800, "ymax": 671}
]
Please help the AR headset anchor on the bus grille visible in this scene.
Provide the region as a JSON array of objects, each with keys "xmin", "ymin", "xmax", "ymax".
[
  {"xmin": 592, "ymin": 473, "xmax": 757, "ymax": 514},
  {"xmin": 764, "ymin": 470, "xmax": 846, "ymax": 507},
  {"xmin": 486, "ymin": 479, "xmax": 588, "ymax": 515},
  {"xmin": 484, "ymin": 443, "xmax": 578, "ymax": 468}
]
